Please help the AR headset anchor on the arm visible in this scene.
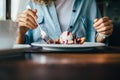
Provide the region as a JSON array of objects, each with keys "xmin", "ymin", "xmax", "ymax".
[{"xmin": 16, "ymin": 29, "xmax": 26, "ymax": 44}]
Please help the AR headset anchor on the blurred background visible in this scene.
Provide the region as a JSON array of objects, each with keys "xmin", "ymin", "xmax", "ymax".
[
  {"xmin": 0, "ymin": 0, "xmax": 120, "ymax": 46},
  {"xmin": 0, "ymin": 0, "xmax": 26, "ymax": 20},
  {"xmin": 97, "ymin": 0, "xmax": 120, "ymax": 46}
]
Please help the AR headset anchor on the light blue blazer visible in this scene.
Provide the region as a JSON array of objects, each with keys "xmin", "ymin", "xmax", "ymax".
[{"xmin": 24, "ymin": 0, "xmax": 101, "ymax": 44}]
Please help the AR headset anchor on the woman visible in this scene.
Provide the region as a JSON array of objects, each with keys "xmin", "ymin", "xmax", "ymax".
[{"xmin": 16, "ymin": 0, "xmax": 113, "ymax": 44}]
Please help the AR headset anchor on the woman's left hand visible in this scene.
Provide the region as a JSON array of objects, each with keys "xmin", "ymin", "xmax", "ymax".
[{"xmin": 93, "ymin": 16, "xmax": 113, "ymax": 36}]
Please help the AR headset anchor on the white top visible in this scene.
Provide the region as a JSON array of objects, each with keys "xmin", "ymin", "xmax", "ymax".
[{"xmin": 54, "ymin": 0, "xmax": 74, "ymax": 32}]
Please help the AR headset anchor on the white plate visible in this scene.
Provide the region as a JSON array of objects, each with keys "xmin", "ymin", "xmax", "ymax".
[{"xmin": 31, "ymin": 42, "xmax": 106, "ymax": 51}]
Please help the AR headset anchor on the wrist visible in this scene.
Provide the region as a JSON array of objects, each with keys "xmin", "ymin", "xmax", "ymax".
[
  {"xmin": 96, "ymin": 33, "xmax": 109, "ymax": 42},
  {"xmin": 18, "ymin": 31, "xmax": 25, "ymax": 37},
  {"xmin": 18, "ymin": 26, "xmax": 28, "ymax": 35},
  {"xmin": 98, "ymin": 33, "xmax": 109, "ymax": 39},
  {"xmin": 16, "ymin": 31, "xmax": 26, "ymax": 44}
]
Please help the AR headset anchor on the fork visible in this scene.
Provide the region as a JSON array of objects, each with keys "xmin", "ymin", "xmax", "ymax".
[{"xmin": 26, "ymin": 5, "xmax": 54, "ymax": 44}]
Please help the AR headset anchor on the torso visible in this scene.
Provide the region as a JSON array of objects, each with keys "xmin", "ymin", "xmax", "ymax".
[{"xmin": 54, "ymin": 0, "xmax": 75, "ymax": 32}]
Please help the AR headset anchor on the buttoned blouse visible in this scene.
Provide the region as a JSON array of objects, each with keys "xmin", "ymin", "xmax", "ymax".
[{"xmin": 24, "ymin": 0, "xmax": 101, "ymax": 44}]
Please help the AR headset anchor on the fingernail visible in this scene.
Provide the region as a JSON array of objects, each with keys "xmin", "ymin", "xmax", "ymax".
[{"xmin": 35, "ymin": 16, "xmax": 38, "ymax": 19}]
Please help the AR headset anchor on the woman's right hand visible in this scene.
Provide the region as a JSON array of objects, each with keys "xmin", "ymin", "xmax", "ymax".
[{"xmin": 16, "ymin": 9, "xmax": 38, "ymax": 35}]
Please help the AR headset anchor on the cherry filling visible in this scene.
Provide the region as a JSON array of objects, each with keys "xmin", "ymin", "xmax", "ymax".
[
  {"xmin": 47, "ymin": 31, "xmax": 86, "ymax": 44},
  {"xmin": 76, "ymin": 38, "xmax": 82, "ymax": 44}
]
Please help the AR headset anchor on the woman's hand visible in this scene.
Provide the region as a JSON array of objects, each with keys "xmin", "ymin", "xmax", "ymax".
[
  {"xmin": 16, "ymin": 9, "xmax": 38, "ymax": 35},
  {"xmin": 16, "ymin": 9, "xmax": 38, "ymax": 44},
  {"xmin": 93, "ymin": 16, "xmax": 113, "ymax": 42}
]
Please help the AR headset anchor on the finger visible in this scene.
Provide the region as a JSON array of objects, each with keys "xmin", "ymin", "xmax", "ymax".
[
  {"xmin": 18, "ymin": 13, "xmax": 37, "ymax": 27},
  {"xmin": 18, "ymin": 21, "xmax": 36, "ymax": 30},
  {"xmin": 95, "ymin": 21, "xmax": 113, "ymax": 30},
  {"xmin": 24, "ymin": 13, "xmax": 37, "ymax": 26},
  {"xmin": 97, "ymin": 23, "xmax": 113, "ymax": 33},
  {"xmin": 97, "ymin": 25, "xmax": 112, "ymax": 33},
  {"xmin": 19, "ymin": 18, "xmax": 37, "ymax": 29},
  {"xmin": 24, "ymin": 9, "xmax": 38, "ymax": 20},
  {"xmin": 18, "ymin": 18, "xmax": 37, "ymax": 29},
  {"xmin": 16, "ymin": 13, "xmax": 23, "ymax": 22},
  {"xmin": 93, "ymin": 17, "xmax": 109, "ymax": 27},
  {"xmin": 100, "ymin": 28, "xmax": 113, "ymax": 35},
  {"xmin": 94, "ymin": 18, "xmax": 113, "ymax": 31}
]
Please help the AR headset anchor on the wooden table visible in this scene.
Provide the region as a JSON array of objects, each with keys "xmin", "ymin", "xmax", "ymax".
[{"xmin": 0, "ymin": 46, "xmax": 120, "ymax": 80}]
